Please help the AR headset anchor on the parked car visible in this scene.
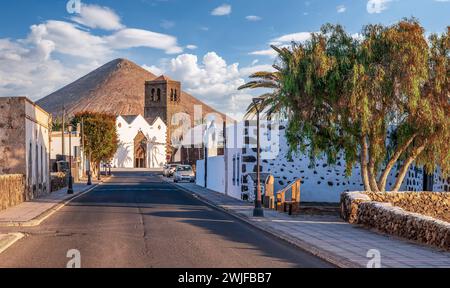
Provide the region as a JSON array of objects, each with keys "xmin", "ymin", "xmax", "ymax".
[
  {"xmin": 173, "ymin": 165, "xmax": 195, "ymax": 183},
  {"xmin": 163, "ymin": 164, "xmax": 179, "ymax": 177}
]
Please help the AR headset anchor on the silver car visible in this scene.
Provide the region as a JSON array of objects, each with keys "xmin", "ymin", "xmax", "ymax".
[{"xmin": 173, "ymin": 165, "xmax": 195, "ymax": 183}]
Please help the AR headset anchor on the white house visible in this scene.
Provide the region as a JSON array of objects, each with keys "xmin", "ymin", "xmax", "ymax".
[{"xmin": 112, "ymin": 115, "xmax": 167, "ymax": 169}]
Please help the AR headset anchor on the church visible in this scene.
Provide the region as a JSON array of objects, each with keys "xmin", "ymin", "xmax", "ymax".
[
  {"xmin": 36, "ymin": 58, "xmax": 228, "ymax": 167},
  {"xmin": 113, "ymin": 74, "xmax": 209, "ymax": 168},
  {"xmin": 112, "ymin": 115, "xmax": 167, "ymax": 169}
]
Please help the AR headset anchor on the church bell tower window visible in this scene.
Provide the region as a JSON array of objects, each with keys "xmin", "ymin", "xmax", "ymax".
[{"xmin": 157, "ymin": 89, "xmax": 161, "ymax": 102}]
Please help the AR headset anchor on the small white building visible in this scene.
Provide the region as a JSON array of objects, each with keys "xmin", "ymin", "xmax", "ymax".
[
  {"xmin": 50, "ymin": 130, "xmax": 86, "ymax": 180},
  {"xmin": 50, "ymin": 131, "xmax": 81, "ymax": 161},
  {"xmin": 112, "ymin": 115, "xmax": 167, "ymax": 169}
]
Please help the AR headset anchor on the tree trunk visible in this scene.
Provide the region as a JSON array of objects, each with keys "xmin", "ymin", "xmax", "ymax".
[
  {"xmin": 97, "ymin": 162, "xmax": 101, "ymax": 181},
  {"xmin": 368, "ymin": 144, "xmax": 380, "ymax": 192},
  {"xmin": 360, "ymin": 135, "xmax": 371, "ymax": 191},
  {"xmin": 377, "ymin": 134, "xmax": 417, "ymax": 191},
  {"xmin": 391, "ymin": 143, "xmax": 427, "ymax": 192}
]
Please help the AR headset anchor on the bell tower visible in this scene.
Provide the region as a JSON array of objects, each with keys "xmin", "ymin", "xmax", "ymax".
[
  {"xmin": 144, "ymin": 75, "xmax": 181, "ymax": 124},
  {"xmin": 144, "ymin": 75, "xmax": 183, "ymax": 161}
]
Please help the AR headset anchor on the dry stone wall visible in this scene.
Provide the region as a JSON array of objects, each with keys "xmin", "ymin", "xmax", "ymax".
[
  {"xmin": 341, "ymin": 191, "xmax": 450, "ymax": 251},
  {"xmin": 366, "ymin": 192, "xmax": 449, "ymax": 222},
  {"xmin": 0, "ymin": 174, "xmax": 26, "ymax": 212}
]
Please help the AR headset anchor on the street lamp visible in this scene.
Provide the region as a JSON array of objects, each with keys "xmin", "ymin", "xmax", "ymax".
[
  {"xmin": 252, "ymin": 97, "xmax": 264, "ymax": 217},
  {"xmin": 67, "ymin": 124, "xmax": 74, "ymax": 194}
]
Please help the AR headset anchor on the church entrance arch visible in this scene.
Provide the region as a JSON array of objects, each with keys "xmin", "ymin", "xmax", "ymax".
[{"xmin": 134, "ymin": 131, "xmax": 148, "ymax": 168}]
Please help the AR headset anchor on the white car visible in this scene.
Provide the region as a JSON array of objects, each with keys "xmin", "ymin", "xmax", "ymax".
[
  {"xmin": 173, "ymin": 165, "xmax": 195, "ymax": 183},
  {"xmin": 163, "ymin": 164, "xmax": 179, "ymax": 177}
]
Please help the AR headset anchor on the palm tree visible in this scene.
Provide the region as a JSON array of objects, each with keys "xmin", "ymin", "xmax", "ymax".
[{"xmin": 238, "ymin": 46, "xmax": 291, "ymax": 120}]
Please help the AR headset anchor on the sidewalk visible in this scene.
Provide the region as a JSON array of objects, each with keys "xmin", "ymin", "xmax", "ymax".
[
  {"xmin": 170, "ymin": 181, "xmax": 450, "ymax": 268},
  {"xmin": 0, "ymin": 183, "xmax": 98, "ymax": 227}
]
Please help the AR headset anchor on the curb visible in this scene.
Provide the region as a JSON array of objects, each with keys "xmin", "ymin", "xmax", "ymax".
[
  {"xmin": 164, "ymin": 178, "xmax": 362, "ymax": 268},
  {"xmin": 0, "ymin": 184, "xmax": 100, "ymax": 228},
  {"xmin": 0, "ymin": 233, "xmax": 25, "ymax": 255}
]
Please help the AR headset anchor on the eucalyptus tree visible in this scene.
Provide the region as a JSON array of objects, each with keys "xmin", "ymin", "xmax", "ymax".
[{"xmin": 240, "ymin": 20, "xmax": 449, "ymax": 192}]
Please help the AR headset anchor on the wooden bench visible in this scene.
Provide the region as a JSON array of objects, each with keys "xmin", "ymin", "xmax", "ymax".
[{"xmin": 276, "ymin": 179, "xmax": 301, "ymax": 215}]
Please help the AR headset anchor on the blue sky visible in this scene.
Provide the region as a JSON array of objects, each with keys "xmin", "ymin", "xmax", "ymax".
[{"xmin": 0, "ymin": 0, "xmax": 449, "ymax": 119}]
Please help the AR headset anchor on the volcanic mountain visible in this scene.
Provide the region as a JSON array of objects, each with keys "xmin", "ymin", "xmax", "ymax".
[{"xmin": 37, "ymin": 58, "xmax": 225, "ymax": 120}]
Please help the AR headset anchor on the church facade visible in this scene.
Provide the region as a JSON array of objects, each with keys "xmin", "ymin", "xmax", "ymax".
[{"xmin": 112, "ymin": 115, "xmax": 167, "ymax": 169}]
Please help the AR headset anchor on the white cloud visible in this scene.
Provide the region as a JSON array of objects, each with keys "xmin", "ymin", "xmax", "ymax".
[
  {"xmin": 71, "ymin": 4, "xmax": 124, "ymax": 30},
  {"xmin": 367, "ymin": 0, "xmax": 392, "ymax": 14},
  {"xmin": 147, "ymin": 52, "xmax": 274, "ymax": 120},
  {"xmin": 250, "ymin": 31, "xmax": 312, "ymax": 58},
  {"xmin": 240, "ymin": 64, "xmax": 275, "ymax": 77},
  {"xmin": 186, "ymin": 44, "xmax": 198, "ymax": 50},
  {"xmin": 143, "ymin": 64, "xmax": 165, "ymax": 76},
  {"xmin": 246, "ymin": 15, "xmax": 262, "ymax": 21},
  {"xmin": 337, "ymin": 5, "xmax": 346, "ymax": 13},
  {"xmin": 249, "ymin": 48, "xmax": 278, "ymax": 58},
  {"xmin": 0, "ymin": 9, "xmax": 184, "ymax": 100},
  {"xmin": 271, "ymin": 32, "xmax": 312, "ymax": 44},
  {"xmin": 105, "ymin": 28, "xmax": 183, "ymax": 54},
  {"xmin": 29, "ymin": 21, "xmax": 110, "ymax": 60},
  {"xmin": 211, "ymin": 4, "xmax": 232, "ymax": 16},
  {"xmin": 160, "ymin": 20, "xmax": 175, "ymax": 29},
  {"xmin": 0, "ymin": 33, "xmax": 99, "ymax": 99}
]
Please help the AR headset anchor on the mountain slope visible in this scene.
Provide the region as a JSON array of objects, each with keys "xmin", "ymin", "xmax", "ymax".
[{"xmin": 37, "ymin": 58, "xmax": 225, "ymax": 120}]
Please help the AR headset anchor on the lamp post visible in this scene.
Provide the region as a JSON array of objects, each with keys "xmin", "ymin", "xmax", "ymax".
[
  {"xmin": 252, "ymin": 98, "xmax": 264, "ymax": 217},
  {"xmin": 67, "ymin": 124, "xmax": 74, "ymax": 194}
]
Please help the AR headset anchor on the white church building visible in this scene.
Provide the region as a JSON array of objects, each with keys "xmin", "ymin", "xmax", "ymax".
[{"xmin": 112, "ymin": 115, "xmax": 167, "ymax": 169}]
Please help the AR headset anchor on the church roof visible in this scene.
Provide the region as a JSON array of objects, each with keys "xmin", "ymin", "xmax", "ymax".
[
  {"xmin": 120, "ymin": 115, "xmax": 139, "ymax": 125},
  {"xmin": 153, "ymin": 75, "xmax": 174, "ymax": 82}
]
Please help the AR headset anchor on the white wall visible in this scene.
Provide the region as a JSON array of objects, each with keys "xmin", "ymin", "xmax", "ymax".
[
  {"xmin": 238, "ymin": 121, "xmax": 425, "ymax": 203},
  {"xmin": 25, "ymin": 100, "xmax": 50, "ymax": 197},
  {"xmin": 196, "ymin": 159, "xmax": 205, "ymax": 187},
  {"xmin": 195, "ymin": 156, "xmax": 225, "ymax": 194},
  {"xmin": 207, "ymin": 156, "xmax": 225, "ymax": 194},
  {"xmin": 196, "ymin": 120, "xmax": 447, "ymax": 204},
  {"xmin": 225, "ymin": 123, "xmax": 243, "ymax": 200}
]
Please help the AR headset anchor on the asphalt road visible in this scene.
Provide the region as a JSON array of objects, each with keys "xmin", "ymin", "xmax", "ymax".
[{"xmin": 0, "ymin": 172, "xmax": 333, "ymax": 268}]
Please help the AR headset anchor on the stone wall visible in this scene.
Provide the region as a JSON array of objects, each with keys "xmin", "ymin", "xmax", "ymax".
[
  {"xmin": 341, "ymin": 192, "xmax": 450, "ymax": 251},
  {"xmin": 366, "ymin": 192, "xmax": 450, "ymax": 223},
  {"xmin": 0, "ymin": 97, "xmax": 26, "ymax": 175},
  {"xmin": 0, "ymin": 174, "xmax": 26, "ymax": 212},
  {"xmin": 50, "ymin": 172, "xmax": 67, "ymax": 192}
]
